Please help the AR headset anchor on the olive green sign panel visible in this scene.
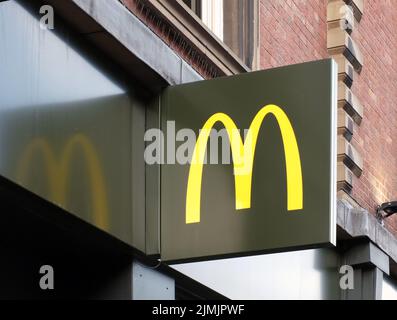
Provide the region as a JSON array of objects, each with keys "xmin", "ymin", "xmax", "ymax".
[{"xmin": 161, "ymin": 60, "xmax": 337, "ymax": 262}]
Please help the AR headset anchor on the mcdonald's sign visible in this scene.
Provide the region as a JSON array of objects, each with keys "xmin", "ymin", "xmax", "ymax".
[
  {"xmin": 161, "ymin": 60, "xmax": 337, "ymax": 262},
  {"xmin": 186, "ymin": 104, "xmax": 303, "ymax": 225}
]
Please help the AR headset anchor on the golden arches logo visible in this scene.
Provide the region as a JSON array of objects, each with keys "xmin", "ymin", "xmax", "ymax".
[
  {"xmin": 186, "ymin": 104, "xmax": 303, "ymax": 224},
  {"xmin": 17, "ymin": 134, "xmax": 109, "ymax": 229}
]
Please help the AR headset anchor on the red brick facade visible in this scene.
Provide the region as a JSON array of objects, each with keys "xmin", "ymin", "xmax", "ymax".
[
  {"xmin": 348, "ymin": 1, "xmax": 397, "ymax": 233},
  {"xmin": 259, "ymin": 0, "xmax": 397, "ymax": 234},
  {"xmin": 259, "ymin": 0, "xmax": 328, "ymax": 68}
]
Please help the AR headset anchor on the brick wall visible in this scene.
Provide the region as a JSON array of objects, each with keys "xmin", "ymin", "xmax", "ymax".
[
  {"xmin": 259, "ymin": 0, "xmax": 397, "ymax": 234},
  {"xmin": 259, "ymin": 0, "xmax": 328, "ymax": 69},
  {"xmin": 349, "ymin": 1, "xmax": 397, "ymax": 233}
]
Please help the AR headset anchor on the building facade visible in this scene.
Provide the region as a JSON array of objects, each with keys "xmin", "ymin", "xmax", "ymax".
[{"xmin": 1, "ymin": 0, "xmax": 397, "ymax": 299}]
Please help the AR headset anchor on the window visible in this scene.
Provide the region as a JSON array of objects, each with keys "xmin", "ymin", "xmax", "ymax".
[
  {"xmin": 182, "ymin": 0, "xmax": 258, "ymax": 69},
  {"xmin": 183, "ymin": 0, "xmax": 202, "ymax": 18}
]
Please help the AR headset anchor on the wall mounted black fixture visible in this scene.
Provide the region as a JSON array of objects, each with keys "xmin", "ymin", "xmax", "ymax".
[{"xmin": 376, "ymin": 201, "xmax": 397, "ymax": 222}]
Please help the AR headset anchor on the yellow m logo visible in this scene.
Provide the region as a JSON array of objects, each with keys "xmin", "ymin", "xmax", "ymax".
[
  {"xmin": 186, "ymin": 104, "xmax": 303, "ymax": 224},
  {"xmin": 17, "ymin": 134, "xmax": 109, "ymax": 229}
]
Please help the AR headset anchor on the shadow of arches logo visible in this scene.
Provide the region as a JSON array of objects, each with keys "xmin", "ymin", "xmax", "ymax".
[{"xmin": 16, "ymin": 134, "xmax": 109, "ymax": 230}]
